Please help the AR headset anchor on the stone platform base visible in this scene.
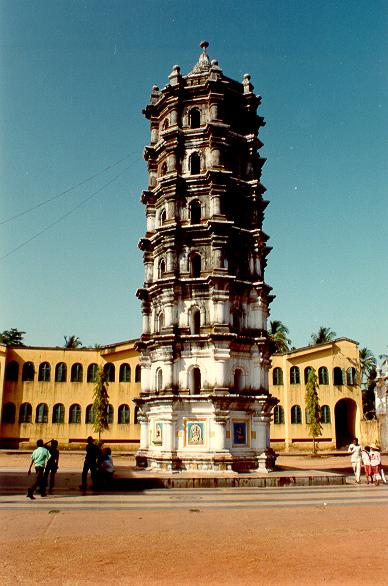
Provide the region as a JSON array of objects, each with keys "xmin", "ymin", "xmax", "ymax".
[{"xmin": 136, "ymin": 448, "xmax": 277, "ymax": 473}]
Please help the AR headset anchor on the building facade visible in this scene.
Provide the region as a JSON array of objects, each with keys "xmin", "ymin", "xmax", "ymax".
[
  {"xmin": 135, "ymin": 42, "xmax": 276, "ymax": 471},
  {"xmin": 0, "ymin": 337, "xmax": 364, "ymax": 451},
  {"xmin": 0, "ymin": 341, "xmax": 141, "ymax": 449},
  {"xmin": 269, "ymin": 338, "xmax": 362, "ymax": 450}
]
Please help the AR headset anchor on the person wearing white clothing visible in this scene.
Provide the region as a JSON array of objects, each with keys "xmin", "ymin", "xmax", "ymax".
[{"xmin": 348, "ymin": 437, "xmax": 362, "ymax": 483}]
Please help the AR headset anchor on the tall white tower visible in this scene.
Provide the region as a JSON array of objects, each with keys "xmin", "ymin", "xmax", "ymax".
[{"xmin": 135, "ymin": 42, "xmax": 277, "ymax": 471}]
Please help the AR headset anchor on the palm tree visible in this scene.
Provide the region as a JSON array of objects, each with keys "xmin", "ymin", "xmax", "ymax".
[
  {"xmin": 64, "ymin": 335, "xmax": 82, "ymax": 349},
  {"xmin": 310, "ymin": 327, "xmax": 336, "ymax": 345},
  {"xmin": 359, "ymin": 347, "xmax": 376, "ymax": 385},
  {"xmin": 269, "ymin": 320, "xmax": 292, "ymax": 354}
]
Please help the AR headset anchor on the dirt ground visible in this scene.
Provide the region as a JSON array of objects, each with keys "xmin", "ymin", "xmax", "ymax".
[
  {"xmin": 1, "ymin": 452, "xmax": 387, "ymax": 585},
  {"xmin": 1, "ymin": 505, "xmax": 388, "ymax": 585}
]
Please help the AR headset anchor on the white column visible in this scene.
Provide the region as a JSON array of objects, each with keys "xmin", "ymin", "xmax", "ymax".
[
  {"xmin": 139, "ymin": 418, "xmax": 149, "ymax": 449},
  {"xmin": 213, "ymin": 419, "xmax": 227, "ymax": 450},
  {"xmin": 163, "ymin": 421, "xmax": 174, "ymax": 451}
]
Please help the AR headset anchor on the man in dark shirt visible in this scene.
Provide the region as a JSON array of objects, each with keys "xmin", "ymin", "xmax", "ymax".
[
  {"xmin": 43, "ymin": 439, "xmax": 60, "ymax": 494},
  {"xmin": 79, "ymin": 436, "xmax": 100, "ymax": 491}
]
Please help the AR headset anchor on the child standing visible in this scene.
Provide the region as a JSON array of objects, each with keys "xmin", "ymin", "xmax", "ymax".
[{"xmin": 361, "ymin": 446, "xmax": 372, "ymax": 484}]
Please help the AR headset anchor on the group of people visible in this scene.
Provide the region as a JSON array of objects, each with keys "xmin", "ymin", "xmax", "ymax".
[
  {"xmin": 348, "ymin": 437, "xmax": 386, "ymax": 486},
  {"xmin": 79, "ymin": 436, "xmax": 114, "ymax": 491},
  {"xmin": 27, "ymin": 438, "xmax": 59, "ymax": 499},
  {"xmin": 27, "ymin": 435, "xmax": 114, "ymax": 499}
]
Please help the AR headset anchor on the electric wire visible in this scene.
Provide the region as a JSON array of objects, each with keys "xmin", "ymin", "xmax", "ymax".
[
  {"xmin": 0, "ymin": 159, "xmax": 138, "ymax": 261},
  {"xmin": 0, "ymin": 153, "xmax": 136, "ymax": 226}
]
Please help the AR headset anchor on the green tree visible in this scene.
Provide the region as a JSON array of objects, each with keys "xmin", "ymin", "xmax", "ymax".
[
  {"xmin": 310, "ymin": 326, "xmax": 336, "ymax": 345},
  {"xmin": 359, "ymin": 347, "xmax": 376, "ymax": 385},
  {"xmin": 269, "ymin": 320, "xmax": 292, "ymax": 354},
  {"xmin": 0, "ymin": 328, "xmax": 26, "ymax": 346},
  {"xmin": 64, "ymin": 335, "xmax": 82, "ymax": 348},
  {"xmin": 305, "ymin": 368, "xmax": 322, "ymax": 455},
  {"xmin": 359, "ymin": 347, "xmax": 377, "ymax": 420},
  {"xmin": 92, "ymin": 366, "xmax": 110, "ymax": 441}
]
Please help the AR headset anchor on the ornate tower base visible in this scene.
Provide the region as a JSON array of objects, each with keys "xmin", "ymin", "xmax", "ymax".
[{"xmin": 135, "ymin": 393, "xmax": 277, "ymax": 472}]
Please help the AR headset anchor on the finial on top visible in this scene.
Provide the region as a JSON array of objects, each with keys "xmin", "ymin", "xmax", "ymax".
[{"xmin": 200, "ymin": 40, "xmax": 209, "ymax": 51}]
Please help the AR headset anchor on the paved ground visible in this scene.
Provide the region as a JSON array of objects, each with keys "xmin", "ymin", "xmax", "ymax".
[{"xmin": 1, "ymin": 452, "xmax": 387, "ymax": 585}]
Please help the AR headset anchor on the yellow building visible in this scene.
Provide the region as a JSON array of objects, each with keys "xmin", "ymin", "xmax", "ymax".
[
  {"xmin": 0, "ymin": 337, "xmax": 362, "ymax": 451},
  {"xmin": 0, "ymin": 340, "xmax": 141, "ymax": 449},
  {"xmin": 269, "ymin": 337, "xmax": 362, "ymax": 451}
]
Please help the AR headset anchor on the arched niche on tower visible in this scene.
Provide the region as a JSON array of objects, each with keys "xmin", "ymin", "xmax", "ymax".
[
  {"xmin": 189, "ymin": 252, "xmax": 202, "ymax": 278},
  {"xmin": 189, "ymin": 199, "xmax": 201, "ymax": 224},
  {"xmin": 188, "ymin": 366, "xmax": 201, "ymax": 395},
  {"xmin": 189, "ymin": 306, "xmax": 201, "ymax": 335}
]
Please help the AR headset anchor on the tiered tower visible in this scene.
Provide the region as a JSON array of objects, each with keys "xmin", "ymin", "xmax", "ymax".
[{"xmin": 135, "ymin": 42, "xmax": 277, "ymax": 471}]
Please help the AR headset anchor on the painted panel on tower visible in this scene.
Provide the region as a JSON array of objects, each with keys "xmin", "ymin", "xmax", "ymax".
[
  {"xmin": 186, "ymin": 420, "xmax": 205, "ymax": 446},
  {"xmin": 232, "ymin": 421, "xmax": 248, "ymax": 447}
]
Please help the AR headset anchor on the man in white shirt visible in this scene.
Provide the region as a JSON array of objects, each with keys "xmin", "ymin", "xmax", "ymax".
[{"xmin": 348, "ymin": 437, "xmax": 362, "ymax": 483}]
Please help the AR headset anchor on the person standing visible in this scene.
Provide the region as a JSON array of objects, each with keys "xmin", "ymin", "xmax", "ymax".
[
  {"xmin": 348, "ymin": 437, "xmax": 362, "ymax": 483},
  {"xmin": 370, "ymin": 444, "xmax": 382, "ymax": 486},
  {"xmin": 361, "ymin": 445, "xmax": 372, "ymax": 484},
  {"xmin": 43, "ymin": 439, "xmax": 60, "ymax": 494},
  {"xmin": 27, "ymin": 439, "xmax": 51, "ymax": 499},
  {"xmin": 79, "ymin": 436, "xmax": 100, "ymax": 491}
]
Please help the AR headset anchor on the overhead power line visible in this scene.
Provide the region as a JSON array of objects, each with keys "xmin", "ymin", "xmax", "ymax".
[
  {"xmin": 0, "ymin": 160, "xmax": 138, "ymax": 262},
  {"xmin": 0, "ymin": 153, "xmax": 137, "ymax": 226}
]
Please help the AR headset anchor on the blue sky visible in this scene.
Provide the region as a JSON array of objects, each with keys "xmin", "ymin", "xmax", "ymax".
[{"xmin": 1, "ymin": 0, "xmax": 387, "ymax": 359}]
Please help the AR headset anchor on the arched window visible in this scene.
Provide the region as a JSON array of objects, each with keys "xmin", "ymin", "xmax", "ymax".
[
  {"xmin": 52, "ymin": 403, "xmax": 65, "ymax": 424},
  {"xmin": 234, "ymin": 368, "xmax": 244, "ymax": 392},
  {"xmin": 85, "ymin": 404, "xmax": 95, "ymax": 424},
  {"xmin": 69, "ymin": 404, "xmax": 81, "ymax": 424},
  {"xmin": 118, "ymin": 404, "xmax": 130, "ymax": 424},
  {"xmin": 156, "ymin": 368, "xmax": 163, "ymax": 391},
  {"xmin": 291, "ymin": 405, "xmax": 302, "ymax": 424},
  {"xmin": 5, "ymin": 361, "xmax": 19, "ymax": 381},
  {"xmin": 135, "ymin": 365, "xmax": 141, "ymax": 383},
  {"xmin": 157, "ymin": 310, "xmax": 165, "ymax": 332},
  {"xmin": 190, "ymin": 200, "xmax": 201, "ymax": 224},
  {"xmin": 19, "ymin": 402, "xmax": 32, "ymax": 423},
  {"xmin": 104, "ymin": 363, "xmax": 115, "ymax": 383},
  {"xmin": 333, "ymin": 367, "xmax": 344, "ymax": 385},
  {"xmin": 55, "ymin": 362, "xmax": 67, "ymax": 382},
  {"xmin": 318, "ymin": 366, "xmax": 329, "ymax": 385},
  {"xmin": 160, "ymin": 209, "xmax": 167, "ymax": 225},
  {"xmin": 190, "ymin": 152, "xmax": 201, "ymax": 175},
  {"xmin": 162, "ymin": 118, "xmax": 169, "ymax": 131},
  {"xmin": 159, "ymin": 259, "xmax": 166, "ymax": 279},
  {"xmin": 346, "ymin": 367, "xmax": 357, "ymax": 385},
  {"xmin": 2, "ymin": 402, "xmax": 16, "ymax": 423},
  {"xmin": 134, "ymin": 406, "xmax": 140, "ymax": 424},
  {"xmin": 189, "ymin": 108, "xmax": 200, "ymax": 129},
  {"xmin": 87, "ymin": 363, "xmax": 98, "ymax": 383},
  {"xmin": 119, "ymin": 364, "xmax": 131, "ymax": 382},
  {"xmin": 290, "ymin": 366, "xmax": 300, "ymax": 385},
  {"xmin": 232, "ymin": 310, "xmax": 242, "ymax": 333},
  {"xmin": 272, "ymin": 367, "xmax": 283, "ymax": 386},
  {"xmin": 71, "ymin": 363, "xmax": 83, "ymax": 383},
  {"xmin": 304, "ymin": 366, "xmax": 313, "ymax": 384},
  {"xmin": 190, "ymin": 367, "xmax": 201, "ymax": 394},
  {"xmin": 190, "ymin": 307, "xmax": 201, "ymax": 335},
  {"xmin": 321, "ymin": 405, "xmax": 331, "ymax": 424},
  {"xmin": 161, "ymin": 161, "xmax": 167, "ymax": 176},
  {"xmin": 274, "ymin": 405, "xmax": 284, "ymax": 424},
  {"xmin": 107, "ymin": 404, "xmax": 114, "ymax": 424},
  {"xmin": 190, "ymin": 253, "xmax": 201, "ymax": 278},
  {"xmin": 38, "ymin": 362, "xmax": 51, "ymax": 382},
  {"xmin": 36, "ymin": 403, "xmax": 48, "ymax": 423},
  {"xmin": 22, "ymin": 362, "xmax": 35, "ymax": 382}
]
